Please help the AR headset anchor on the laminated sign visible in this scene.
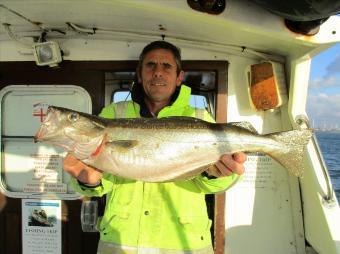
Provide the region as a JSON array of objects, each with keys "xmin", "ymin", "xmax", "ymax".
[{"xmin": 22, "ymin": 199, "xmax": 62, "ymax": 254}]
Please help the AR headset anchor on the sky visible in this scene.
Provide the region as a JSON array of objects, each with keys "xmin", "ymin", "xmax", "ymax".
[{"xmin": 306, "ymin": 43, "xmax": 340, "ymax": 129}]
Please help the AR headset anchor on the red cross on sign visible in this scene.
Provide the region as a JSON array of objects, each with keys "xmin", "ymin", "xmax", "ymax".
[{"xmin": 33, "ymin": 108, "xmax": 47, "ymax": 122}]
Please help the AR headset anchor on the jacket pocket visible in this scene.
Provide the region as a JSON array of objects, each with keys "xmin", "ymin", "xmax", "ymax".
[
  {"xmin": 111, "ymin": 178, "xmax": 137, "ymax": 206},
  {"xmin": 99, "ymin": 210, "xmax": 130, "ymax": 235},
  {"xmin": 177, "ymin": 215, "xmax": 212, "ymax": 244}
]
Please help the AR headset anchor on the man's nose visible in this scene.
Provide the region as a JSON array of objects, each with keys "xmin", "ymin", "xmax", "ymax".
[{"xmin": 153, "ymin": 64, "xmax": 163, "ymax": 77}]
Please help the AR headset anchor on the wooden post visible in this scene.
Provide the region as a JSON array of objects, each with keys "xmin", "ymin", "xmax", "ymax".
[{"xmin": 214, "ymin": 62, "xmax": 228, "ymax": 254}]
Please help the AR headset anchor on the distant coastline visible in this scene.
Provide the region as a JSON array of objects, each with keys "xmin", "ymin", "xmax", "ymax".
[{"xmin": 315, "ymin": 129, "xmax": 340, "ymax": 133}]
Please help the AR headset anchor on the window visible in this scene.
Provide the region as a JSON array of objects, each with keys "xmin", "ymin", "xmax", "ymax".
[
  {"xmin": 105, "ymin": 70, "xmax": 217, "ymax": 114},
  {"xmin": 113, "ymin": 90, "xmax": 131, "ymax": 103},
  {"xmin": 189, "ymin": 94, "xmax": 209, "ymax": 109}
]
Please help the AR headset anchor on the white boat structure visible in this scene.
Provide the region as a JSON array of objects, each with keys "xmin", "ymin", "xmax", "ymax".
[{"xmin": 0, "ymin": 1, "xmax": 339, "ymax": 253}]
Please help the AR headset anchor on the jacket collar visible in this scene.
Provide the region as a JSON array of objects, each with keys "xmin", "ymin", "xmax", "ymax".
[
  {"xmin": 157, "ymin": 85, "xmax": 191, "ymax": 118},
  {"xmin": 165, "ymin": 85, "xmax": 191, "ymax": 110},
  {"xmin": 135, "ymin": 84, "xmax": 191, "ymax": 118}
]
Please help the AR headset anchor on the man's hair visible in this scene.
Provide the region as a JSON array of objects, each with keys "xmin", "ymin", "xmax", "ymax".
[{"xmin": 137, "ymin": 40, "xmax": 182, "ymax": 75}]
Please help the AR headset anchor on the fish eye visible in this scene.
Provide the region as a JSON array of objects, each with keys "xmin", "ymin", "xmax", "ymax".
[{"xmin": 68, "ymin": 112, "xmax": 79, "ymax": 122}]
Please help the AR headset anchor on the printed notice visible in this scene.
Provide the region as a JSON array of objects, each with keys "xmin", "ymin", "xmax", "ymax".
[
  {"xmin": 23, "ymin": 183, "xmax": 67, "ymax": 193},
  {"xmin": 238, "ymin": 154, "xmax": 277, "ymax": 189},
  {"xmin": 22, "ymin": 199, "xmax": 61, "ymax": 254},
  {"xmin": 23, "ymin": 154, "xmax": 67, "ymax": 193},
  {"xmin": 31, "ymin": 154, "xmax": 62, "ymax": 183}
]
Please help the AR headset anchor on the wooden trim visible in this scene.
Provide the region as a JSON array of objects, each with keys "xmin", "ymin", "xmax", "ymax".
[
  {"xmin": 214, "ymin": 62, "xmax": 228, "ymax": 254},
  {"xmin": 214, "ymin": 194, "xmax": 226, "ymax": 254},
  {"xmin": 215, "ymin": 64, "xmax": 228, "ymax": 123}
]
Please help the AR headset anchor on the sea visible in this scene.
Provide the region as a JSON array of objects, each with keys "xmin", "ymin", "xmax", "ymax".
[{"xmin": 315, "ymin": 131, "xmax": 340, "ymax": 203}]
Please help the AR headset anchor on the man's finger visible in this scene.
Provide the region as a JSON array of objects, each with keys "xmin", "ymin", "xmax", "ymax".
[
  {"xmin": 232, "ymin": 152, "xmax": 247, "ymax": 164},
  {"xmin": 206, "ymin": 165, "xmax": 222, "ymax": 177},
  {"xmin": 215, "ymin": 160, "xmax": 234, "ymax": 176},
  {"xmin": 220, "ymin": 154, "xmax": 245, "ymax": 175}
]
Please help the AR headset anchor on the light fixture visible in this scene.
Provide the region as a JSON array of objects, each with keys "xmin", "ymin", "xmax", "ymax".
[{"xmin": 33, "ymin": 41, "xmax": 62, "ymax": 67}]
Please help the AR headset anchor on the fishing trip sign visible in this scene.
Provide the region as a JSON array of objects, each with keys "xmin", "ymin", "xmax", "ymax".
[{"xmin": 22, "ymin": 199, "xmax": 61, "ymax": 254}]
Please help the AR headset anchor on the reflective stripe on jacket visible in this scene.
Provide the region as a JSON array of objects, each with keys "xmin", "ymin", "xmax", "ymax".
[
  {"xmin": 71, "ymin": 85, "xmax": 240, "ymax": 252},
  {"xmin": 97, "ymin": 241, "xmax": 214, "ymax": 254}
]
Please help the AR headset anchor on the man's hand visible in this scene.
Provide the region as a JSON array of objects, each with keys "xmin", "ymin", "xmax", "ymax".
[
  {"xmin": 206, "ymin": 152, "xmax": 247, "ymax": 178},
  {"xmin": 63, "ymin": 154, "xmax": 103, "ymax": 185}
]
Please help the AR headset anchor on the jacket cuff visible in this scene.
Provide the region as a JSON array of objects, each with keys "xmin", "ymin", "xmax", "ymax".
[
  {"xmin": 77, "ymin": 180, "xmax": 102, "ymax": 188},
  {"xmin": 201, "ymin": 171, "xmax": 218, "ymax": 179}
]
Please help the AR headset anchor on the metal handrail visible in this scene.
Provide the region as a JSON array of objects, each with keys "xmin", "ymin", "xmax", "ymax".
[{"xmin": 295, "ymin": 115, "xmax": 334, "ymax": 202}]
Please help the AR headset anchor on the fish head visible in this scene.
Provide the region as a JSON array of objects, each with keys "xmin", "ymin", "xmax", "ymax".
[{"xmin": 34, "ymin": 106, "xmax": 106, "ymax": 153}]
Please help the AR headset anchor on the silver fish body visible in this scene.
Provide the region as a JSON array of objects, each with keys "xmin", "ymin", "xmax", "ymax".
[{"xmin": 34, "ymin": 106, "xmax": 313, "ymax": 182}]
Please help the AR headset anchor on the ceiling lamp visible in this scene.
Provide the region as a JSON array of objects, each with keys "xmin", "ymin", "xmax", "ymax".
[{"xmin": 33, "ymin": 41, "xmax": 62, "ymax": 67}]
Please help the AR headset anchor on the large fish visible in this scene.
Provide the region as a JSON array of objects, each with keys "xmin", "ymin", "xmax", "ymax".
[{"xmin": 34, "ymin": 106, "xmax": 313, "ymax": 182}]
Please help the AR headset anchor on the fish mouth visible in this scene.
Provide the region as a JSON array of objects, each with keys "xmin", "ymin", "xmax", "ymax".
[
  {"xmin": 34, "ymin": 107, "xmax": 59, "ymax": 143},
  {"xmin": 34, "ymin": 122, "xmax": 54, "ymax": 143},
  {"xmin": 34, "ymin": 124, "xmax": 47, "ymax": 143}
]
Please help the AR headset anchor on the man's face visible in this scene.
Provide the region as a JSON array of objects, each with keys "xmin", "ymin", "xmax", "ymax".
[{"xmin": 138, "ymin": 49, "xmax": 184, "ymax": 103}]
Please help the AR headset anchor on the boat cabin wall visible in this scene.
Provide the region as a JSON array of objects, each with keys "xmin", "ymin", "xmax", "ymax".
[
  {"xmin": 0, "ymin": 38, "xmax": 306, "ymax": 254},
  {"xmin": 0, "ymin": 38, "xmax": 292, "ymax": 134}
]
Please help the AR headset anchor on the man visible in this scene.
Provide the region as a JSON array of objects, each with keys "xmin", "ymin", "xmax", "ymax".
[{"xmin": 64, "ymin": 41, "xmax": 246, "ymax": 254}]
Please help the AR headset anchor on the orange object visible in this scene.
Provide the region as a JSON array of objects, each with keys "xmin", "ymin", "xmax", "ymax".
[{"xmin": 249, "ymin": 62, "xmax": 287, "ymax": 110}]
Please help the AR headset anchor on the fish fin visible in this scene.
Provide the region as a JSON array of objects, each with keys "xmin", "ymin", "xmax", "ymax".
[
  {"xmin": 106, "ymin": 140, "xmax": 139, "ymax": 151},
  {"xmin": 267, "ymin": 129, "xmax": 313, "ymax": 177},
  {"xmin": 229, "ymin": 122, "xmax": 259, "ymax": 134}
]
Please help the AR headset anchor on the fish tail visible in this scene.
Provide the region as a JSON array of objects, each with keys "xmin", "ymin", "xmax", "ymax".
[{"xmin": 267, "ymin": 129, "xmax": 313, "ymax": 177}]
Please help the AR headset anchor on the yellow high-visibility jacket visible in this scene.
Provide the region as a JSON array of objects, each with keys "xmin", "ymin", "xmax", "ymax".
[{"xmin": 71, "ymin": 85, "xmax": 240, "ymax": 252}]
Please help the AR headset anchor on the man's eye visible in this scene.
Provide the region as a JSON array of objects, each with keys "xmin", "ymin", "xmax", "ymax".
[
  {"xmin": 163, "ymin": 63, "xmax": 172, "ymax": 69},
  {"xmin": 145, "ymin": 62, "xmax": 156, "ymax": 68}
]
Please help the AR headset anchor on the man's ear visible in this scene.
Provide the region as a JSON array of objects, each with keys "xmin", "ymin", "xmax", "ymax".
[{"xmin": 176, "ymin": 70, "xmax": 185, "ymax": 87}]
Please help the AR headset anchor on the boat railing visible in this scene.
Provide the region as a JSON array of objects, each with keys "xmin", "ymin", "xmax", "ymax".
[{"xmin": 296, "ymin": 114, "xmax": 335, "ymax": 202}]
